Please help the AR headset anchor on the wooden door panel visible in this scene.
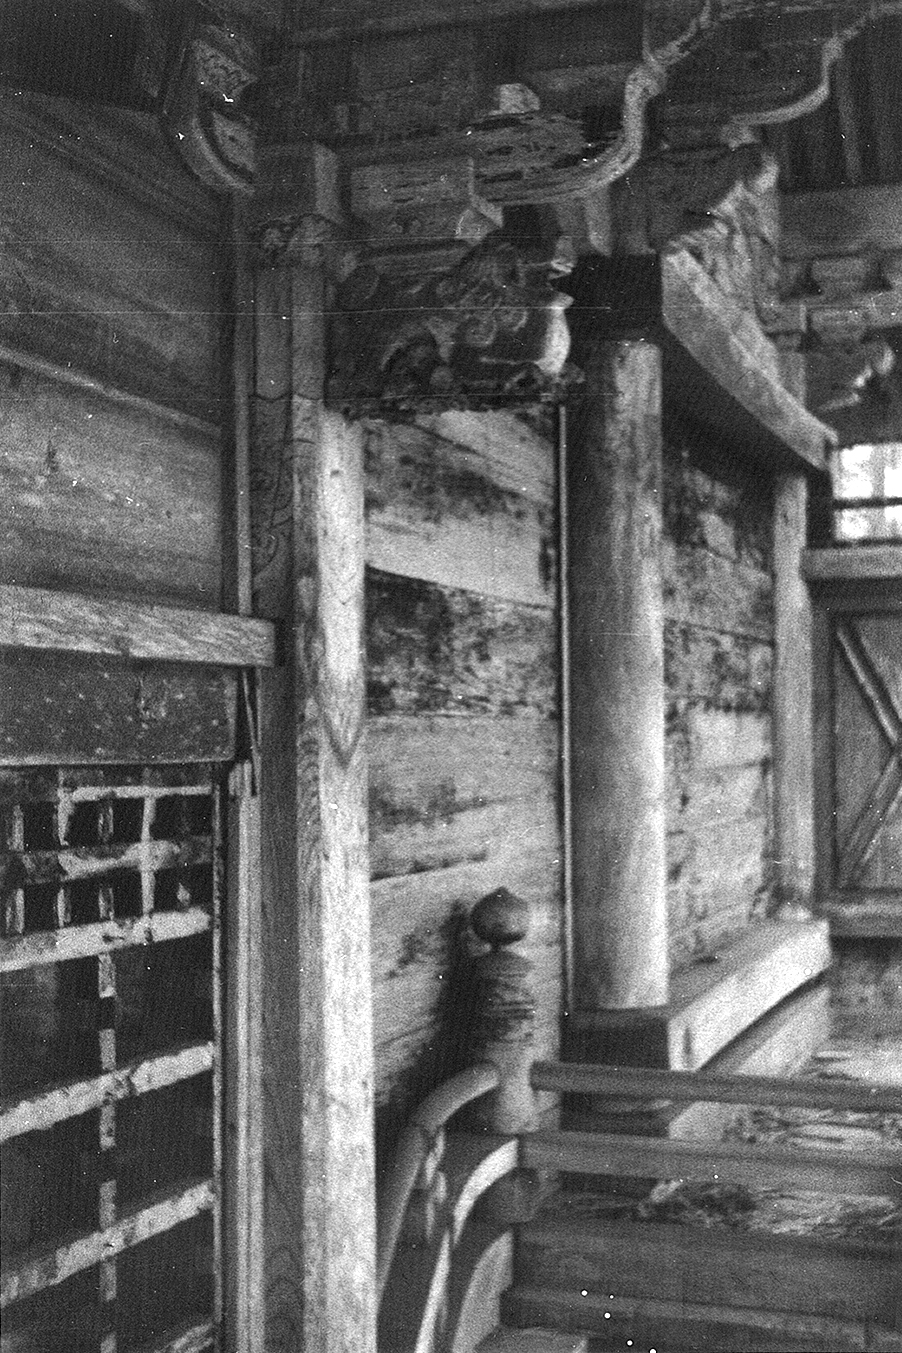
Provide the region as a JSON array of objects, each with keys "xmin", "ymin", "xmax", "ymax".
[{"xmin": 831, "ymin": 612, "xmax": 902, "ymax": 900}]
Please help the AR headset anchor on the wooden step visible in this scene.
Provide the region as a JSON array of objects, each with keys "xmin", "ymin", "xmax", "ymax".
[
  {"xmin": 502, "ymin": 1285, "xmax": 902, "ymax": 1353},
  {"xmin": 515, "ymin": 1218, "xmax": 901, "ymax": 1328},
  {"xmin": 568, "ymin": 921, "xmax": 831, "ymax": 1072}
]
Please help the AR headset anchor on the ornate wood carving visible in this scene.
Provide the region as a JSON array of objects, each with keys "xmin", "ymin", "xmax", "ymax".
[
  {"xmin": 157, "ymin": 1, "xmax": 261, "ymax": 194},
  {"xmin": 327, "ymin": 227, "xmax": 579, "ymax": 412}
]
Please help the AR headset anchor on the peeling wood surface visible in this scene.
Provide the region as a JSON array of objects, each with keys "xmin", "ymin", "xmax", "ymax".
[
  {"xmin": 365, "ymin": 420, "xmax": 555, "ymax": 608},
  {"xmin": 0, "ymin": 367, "xmax": 222, "ymax": 611},
  {"xmin": 0, "ymin": 1041, "xmax": 214, "ymax": 1143},
  {"xmin": 661, "ymin": 426, "xmax": 775, "ymax": 968},
  {"xmin": 0, "ymin": 653, "xmax": 236, "ymax": 765},
  {"xmin": 364, "ymin": 411, "xmax": 563, "ymax": 1146},
  {"xmin": 0, "ymin": 585, "xmax": 275, "ymax": 668},
  {"xmin": 0, "ymin": 1177, "xmax": 214, "ymax": 1307},
  {"xmin": 367, "ymin": 570, "xmax": 557, "ymax": 718}
]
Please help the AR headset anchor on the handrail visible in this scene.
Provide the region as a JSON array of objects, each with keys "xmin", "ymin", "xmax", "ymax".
[
  {"xmin": 376, "ymin": 1061, "xmax": 501, "ymax": 1303},
  {"xmin": 531, "ymin": 1060, "xmax": 902, "ymax": 1115}
]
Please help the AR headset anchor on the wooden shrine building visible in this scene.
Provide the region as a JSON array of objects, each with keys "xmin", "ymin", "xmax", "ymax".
[{"xmin": 1, "ymin": 2, "xmax": 902, "ymax": 1350}]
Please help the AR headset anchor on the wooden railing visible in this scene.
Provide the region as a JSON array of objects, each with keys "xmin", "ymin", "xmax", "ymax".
[
  {"xmin": 376, "ymin": 891, "xmax": 902, "ymax": 1352},
  {"xmin": 376, "ymin": 1062, "xmax": 501, "ymax": 1302}
]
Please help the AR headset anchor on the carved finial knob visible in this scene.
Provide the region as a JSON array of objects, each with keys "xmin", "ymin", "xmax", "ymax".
[{"xmin": 471, "ymin": 887, "xmax": 529, "ymax": 950}]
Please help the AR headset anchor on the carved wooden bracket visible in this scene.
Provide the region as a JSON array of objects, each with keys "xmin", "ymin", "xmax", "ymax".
[
  {"xmin": 327, "ymin": 225, "xmax": 580, "ymax": 414},
  {"xmin": 157, "ymin": 1, "xmax": 261, "ymax": 194}
]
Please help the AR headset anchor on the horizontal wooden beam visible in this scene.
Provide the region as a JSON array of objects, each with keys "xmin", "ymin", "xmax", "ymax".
[
  {"xmin": 522, "ymin": 1128, "xmax": 902, "ymax": 1198},
  {"xmin": 782, "ymin": 182, "xmax": 902, "ymax": 258},
  {"xmin": 0, "ymin": 905, "xmax": 210, "ymax": 972},
  {"xmin": 802, "ymin": 546, "xmax": 902, "ymax": 581},
  {"xmin": 0, "ymin": 584, "xmax": 277, "ymax": 668},
  {"xmin": 0, "ymin": 342, "xmax": 220, "ymax": 441},
  {"xmin": 0, "ymin": 1177, "xmax": 214, "ymax": 1306},
  {"xmin": 530, "ymin": 1061, "xmax": 902, "ymax": 1114},
  {"xmin": 132, "ymin": 1320, "xmax": 215, "ymax": 1353},
  {"xmin": 0, "ymin": 1041, "xmax": 214, "ymax": 1143},
  {"xmin": 821, "ymin": 892, "xmax": 902, "ymax": 938},
  {"xmin": 661, "ymin": 251, "xmax": 836, "ymax": 475}
]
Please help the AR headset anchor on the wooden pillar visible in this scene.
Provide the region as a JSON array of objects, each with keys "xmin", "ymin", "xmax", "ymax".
[
  {"xmin": 773, "ymin": 473, "xmax": 816, "ymax": 913},
  {"xmin": 249, "ymin": 150, "xmax": 376, "ymax": 1351},
  {"xmin": 566, "ymin": 337, "xmax": 669, "ymax": 1012}
]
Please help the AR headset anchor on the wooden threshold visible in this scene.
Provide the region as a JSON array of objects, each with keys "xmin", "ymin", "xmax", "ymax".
[
  {"xmin": 802, "ymin": 546, "xmax": 902, "ymax": 582},
  {"xmin": 0, "ymin": 583, "xmax": 276, "ymax": 667},
  {"xmin": 661, "ymin": 251, "xmax": 836, "ymax": 476}
]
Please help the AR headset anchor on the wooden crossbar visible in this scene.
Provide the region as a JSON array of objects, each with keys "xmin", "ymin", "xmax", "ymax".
[
  {"xmin": 0, "ymin": 1041, "xmax": 214, "ymax": 1143},
  {"xmin": 530, "ymin": 1061, "xmax": 902, "ymax": 1115},
  {"xmin": 130, "ymin": 1318, "xmax": 215, "ymax": 1353},
  {"xmin": 0, "ymin": 583, "xmax": 276, "ymax": 668},
  {"xmin": 3, "ymin": 834, "xmax": 211, "ymax": 889},
  {"xmin": 522, "ymin": 1130, "xmax": 902, "ymax": 1199},
  {"xmin": 0, "ymin": 1178, "xmax": 215, "ymax": 1306},
  {"xmin": 0, "ymin": 905, "xmax": 210, "ymax": 971}
]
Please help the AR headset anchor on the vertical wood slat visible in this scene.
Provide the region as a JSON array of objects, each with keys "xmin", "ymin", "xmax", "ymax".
[
  {"xmin": 772, "ymin": 474, "xmax": 816, "ymax": 911},
  {"xmin": 224, "ymin": 763, "xmax": 264, "ymax": 1353},
  {"xmin": 812, "ymin": 605, "xmax": 835, "ymax": 906}
]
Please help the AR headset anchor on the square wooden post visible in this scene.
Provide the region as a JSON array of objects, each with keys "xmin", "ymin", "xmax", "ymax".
[{"xmin": 248, "ymin": 148, "xmax": 377, "ymax": 1352}]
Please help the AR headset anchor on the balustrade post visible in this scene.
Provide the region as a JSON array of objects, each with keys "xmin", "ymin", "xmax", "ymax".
[{"xmin": 468, "ymin": 888, "xmax": 538, "ymax": 1135}]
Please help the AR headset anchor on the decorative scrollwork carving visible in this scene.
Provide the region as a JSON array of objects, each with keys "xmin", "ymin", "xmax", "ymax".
[
  {"xmin": 328, "ymin": 229, "xmax": 579, "ymax": 413},
  {"xmin": 158, "ymin": 1, "xmax": 261, "ymax": 194}
]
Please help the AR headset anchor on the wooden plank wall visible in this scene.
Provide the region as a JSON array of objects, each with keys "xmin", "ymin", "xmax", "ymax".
[
  {"xmin": 0, "ymin": 92, "xmax": 231, "ymax": 762},
  {"xmin": 662, "ymin": 417, "xmax": 775, "ymax": 971},
  {"xmin": 365, "ymin": 410, "xmax": 564, "ymax": 1154}
]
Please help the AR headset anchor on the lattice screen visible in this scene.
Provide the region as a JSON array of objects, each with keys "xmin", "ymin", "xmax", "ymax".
[{"xmin": 0, "ymin": 766, "xmax": 222, "ymax": 1353}]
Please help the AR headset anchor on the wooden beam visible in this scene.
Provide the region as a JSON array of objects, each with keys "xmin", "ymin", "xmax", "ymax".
[
  {"xmin": 782, "ymin": 182, "xmax": 902, "ymax": 258},
  {"xmin": 0, "ymin": 906, "xmax": 210, "ymax": 973},
  {"xmin": 661, "ymin": 251, "xmax": 835, "ymax": 474},
  {"xmin": 822, "ymin": 892, "xmax": 902, "ymax": 937},
  {"xmin": 0, "ymin": 1179, "xmax": 215, "ymax": 1307},
  {"xmin": 0, "ymin": 1041, "xmax": 214, "ymax": 1143},
  {"xmin": 0, "ymin": 584, "xmax": 276, "ymax": 667},
  {"xmin": 531, "ymin": 1061, "xmax": 902, "ymax": 1113},
  {"xmin": 522, "ymin": 1128, "xmax": 902, "ymax": 1198},
  {"xmin": 802, "ymin": 545, "xmax": 902, "ymax": 581},
  {"xmin": 772, "ymin": 475, "xmax": 816, "ymax": 910}
]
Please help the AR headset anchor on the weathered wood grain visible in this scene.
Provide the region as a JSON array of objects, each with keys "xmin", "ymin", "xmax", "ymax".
[
  {"xmin": 664, "ymin": 622, "xmax": 772, "ymax": 713},
  {"xmin": 567, "ymin": 338, "xmax": 668, "ymax": 1011},
  {"xmin": 0, "ymin": 94, "xmax": 224, "ymax": 422},
  {"xmin": 773, "ymin": 475, "xmax": 815, "ymax": 910},
  {"xmin": 412, "ymin": 411, "xmax": 555, "ymax": 504},
  {"xmin": 782, "ymin": 182, "xmax": 902, "ymax": 259},
  {"xmin": 366, "ymin": 570, "xmax": 558, "ymax": 717},
  {"xmin": 662, "ymin": 540, "xmax": 773, "ymax": 641},
  {"xmin": 0, "ymin": 653, "xmax": 236, "ymax": 765},
  {"xmin": 368, "ymin": 714, "xmax": 558, "ymax": 880},
  {"xmin": 523, "ymin": 1127, "xmax": 900, "ymax": 1198},
  {"xmin": 661, "ymin": 250, "xmax": 835, "ymax": 474},
  {"xmin": 802, "ymin": 546, "xmax": 902, "ymax": 581},
  {"xmin": 518, "ymin": 1219, "xmax": 902, "ymax": 1328},
  {"xmin": 0, "ymin": 585, "xmax": 275, "ymax": 668},
  {"xmin": 0, "ymin": 368, "xmax": 222, "ymax": 609},
  {"xmin": 364, "ymin": 420, "xmax": 555, "ymax": 607},
  {"xmin": 252, "ymin": 251, "xmax": 376, "ymax": 1351}
]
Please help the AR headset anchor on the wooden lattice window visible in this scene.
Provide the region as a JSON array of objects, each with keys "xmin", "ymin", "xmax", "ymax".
[
  {"xmin": 831, "ymin": 442, "xmax": 902, "ymax": 543},
  {"xmin": 1, "ymin": 765, "xmax": 223, "ymax": 1353}
]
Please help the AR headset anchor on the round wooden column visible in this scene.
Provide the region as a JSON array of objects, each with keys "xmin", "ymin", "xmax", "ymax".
[{"xmin": 567, "ymin": 338, "xmax": 668, "ymax": 1011}]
